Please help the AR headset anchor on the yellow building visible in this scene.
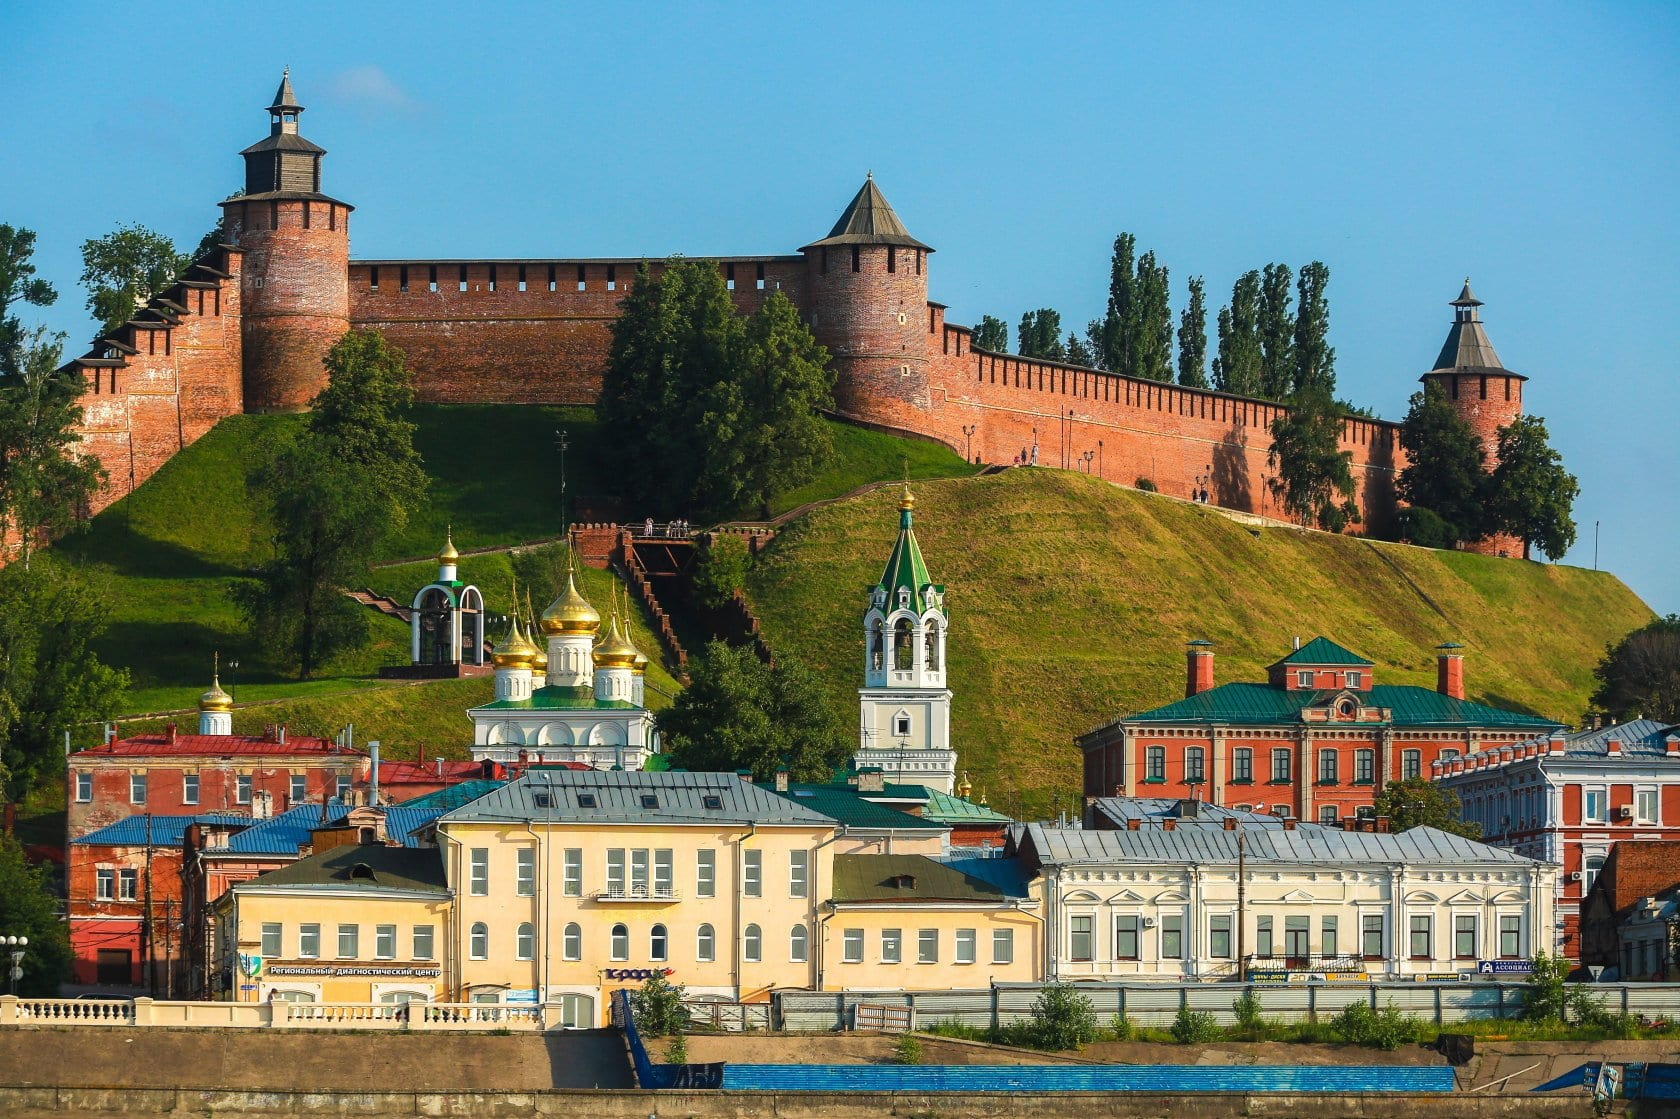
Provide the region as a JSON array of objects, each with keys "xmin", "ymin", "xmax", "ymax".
[
  {"xmin": 822, "ymin": 853, "xmax": 1042, "ymax": 989},
  {"xmin": 216, "ymin": 841, "xmax": 451, "ymax": 1004},
  {"xmin": 435, "ymin": 770, "xmax": 841, "ymax": 1026}
]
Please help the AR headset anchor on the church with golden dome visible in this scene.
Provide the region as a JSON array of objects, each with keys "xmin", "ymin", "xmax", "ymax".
[{"xmin": 467, "ymin": 560, "xmax": 658, "ymax": 770}]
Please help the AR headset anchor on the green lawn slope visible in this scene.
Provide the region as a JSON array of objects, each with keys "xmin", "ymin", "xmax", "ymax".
[{"xmin": 745, "ymin": 469, "xmax": 1654, "ymax": 821}]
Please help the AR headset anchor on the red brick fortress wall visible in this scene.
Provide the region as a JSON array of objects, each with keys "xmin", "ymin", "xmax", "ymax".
[
  {"xmin": 64, "ymin": 245, "xmax": 246, "ymax": 522},
  {"xmin": 224, "ymin": 197, "xmax": 351, "ymax": 413},
  {"xmin": 349, "ymin": 257, "xmax": 806, "ymax": 404}
]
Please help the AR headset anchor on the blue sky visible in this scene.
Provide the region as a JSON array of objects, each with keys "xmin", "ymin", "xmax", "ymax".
[{"xmin": 3, "ymin": 3, "xmax": 1676, "ymax": 614}]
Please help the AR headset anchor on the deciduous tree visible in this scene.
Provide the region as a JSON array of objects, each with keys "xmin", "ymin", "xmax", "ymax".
[
  {"xmin": 659, "ymin": 641, "xmax": 851, "ymax": 782},
  {"xmin": 1133, "ymin": 252, "xmax": 1173, "ymax": 382},
  {"xmin": 0, "ymin": 327, "xmax": 106, "ymax": 567},
  {"xmin": 1267, "ymin": 386, "xmax": 1358, "ymax": 532},
  {"xmin": 1016, "ymin": 309, "xmax": 1065, "ymax": 361},
  {"xmin": 971, "ymin": 315, "xmax": 1008, "ymax": 353},
  {"xmin": 0, "ymin": 224, "xmax": 57, "ymax": 377},
  {"xmin": 1176, "ymin": 276, "xmax": 1208, "ymax": 388},
  {"xmin": 1212, "ymin": 270, "xmax": 1263, "ymax": 397},
  {"xmin": 1257, "ymin": 263, "xmax": 1295, "ymax": 399},
  {"xmin": 1098, "ymin": 233, "xmax": 1138, "ymax": 374},
  {"xmin": 1486, "ymin": 414, "xmax": 1578, "ymax": 560},
  {"xmin": 79, "ymin": 224, "xmax": 187, "ymax": 336},
  {"xmin": 1396, "ymin": 383, "xmax": 1487, "ymax": 547},
  {"xmin": 1291, "ymin": 261, "xmax": 1336, "ymax": 398},
  {"xmin": 1591, "ymin": 615, "xmax": 1680, "ymax": 726},
  {"xmin": 1372, "ymin": 777, "xmax": 1481, "ymax": 839},
  {"xmin": 0, "ymin": 833, "xmax": 72, "ymax": 995}
]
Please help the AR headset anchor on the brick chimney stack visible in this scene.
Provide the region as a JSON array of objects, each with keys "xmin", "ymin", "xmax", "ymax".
[
  {"xmin": 1185, "ymin": 640, "xmax": 1215, "ymax": 698},
  {"xmin": 1436, "ymin": 642, "xmax": 1465, "ymax": 700}
]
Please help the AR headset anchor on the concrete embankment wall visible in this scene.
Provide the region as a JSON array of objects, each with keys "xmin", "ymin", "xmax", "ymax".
[{"xmin": 0, "ymin": 1085, "xmax": 1607, "ymax": 1118}]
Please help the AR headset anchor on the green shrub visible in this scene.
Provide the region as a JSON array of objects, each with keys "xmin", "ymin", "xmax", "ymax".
[
  {"xmin": 693, "ymin": 533, "xmax": 751, "ymax": 608},
  {"xmin": 924, "ymin": 1017, "xmax": 987, "ymax": 1042},
  {"xmin": 1108, "ymin": 1011, "xmax": 1135, "ymax": 1042},
  {"xmin": 894, "ymin": 1033, "xmax": 924, "ymax": 1065},
  {"xmin": 1233, "ymin": 992, "xmax": 1265, "ymax": 1033},
  {"xmin": 1330, "ymin": 1000, "xmax": 1420, "ymax": 1050},
  {"xmin": 1136, "ymin": 477, "xmax": 1158, "ymax": 492},
  {"xmin": 631, "ymin": 973, "xmax": 688, "ymax": 1038},
  {"xmin": 664, "ymin": 1033, "xmax": 688, "ymax": 1064},
  {"xmin": 1025, "ymin": 982, "xmax": 1099, "ymax": 1051},
  {"xmin": 1170, "ymin": 1006, "xmax": 1222, "ymax": 1044}
]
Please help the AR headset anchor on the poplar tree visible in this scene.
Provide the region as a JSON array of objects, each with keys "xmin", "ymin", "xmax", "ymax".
[
  {"xmin": 1292, "ymin": 262, "xmax": 1336, "ymax": 398},
  {"xmin": 1212, "ymin": 271, "xmax": 1263, "ymax": 397},
  {"xmin": 1176, "ymin": 276, "xmax": 1208, "ymax": 388},
  {"xmin": 1258, "ymin": 263, "xmax": 1295, "ymax": 399},
  {"xmin": 971, "ymin": 315, "xmax": 1008, "ymax": 353},
  {"xmin": 1016, "ymin": 309, "xmax": 1065, "ymax": 360},
  {"xmin": 1065, "ymin": 331, "xmax": 1096, "ymax": 367},
  {"xmin": 1133, "ymin": 252, "xmax": 1173, "ymax": 382},
  {"xmin": 1099, "ymin": 233, "xmax": 1138, "ymax": 374}
]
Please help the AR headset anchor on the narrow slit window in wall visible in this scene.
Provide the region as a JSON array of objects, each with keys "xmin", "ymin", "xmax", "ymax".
[{"xmin": 428, "ymin": 265, "xmax": 438, "ymax": 292}]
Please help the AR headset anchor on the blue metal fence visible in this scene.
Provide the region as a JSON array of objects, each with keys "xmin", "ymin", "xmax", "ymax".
[{"xmin": 719, "ymin": 1063, "xmax": 1457, "ymax": 1093}]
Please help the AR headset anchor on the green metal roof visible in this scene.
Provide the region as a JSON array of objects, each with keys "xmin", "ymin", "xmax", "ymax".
[
  {"xmin": 873, "ymin": 491, "xmax": 945, "ymax": 614},
  {"xmin": 777, "ymin": 784, "xmax": 944, "ymax": 831},
  {"xmin": 473, "ymin": 685, "xmax": 639, "ymax": 712},
  {"xmin": 920, "ymin": 788, "xmax": 1012, "ymax": 825},
  {"xmin": 240, "ymin": 843, "xmax": 448, "ymax": 893},
  {"xmin": 832, "ymin": 854, "xmax": 1014, "ymax": 903},
  {"xmin": 1274, "ymin": 637, "xmax": 1373, "ymax": 667},
  {"xmin": 1121, "ymin": 682, "xmax": 1559, "ymax": 729}
]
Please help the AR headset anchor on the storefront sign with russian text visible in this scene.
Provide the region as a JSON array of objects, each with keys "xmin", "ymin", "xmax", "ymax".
[
  {"xmin": 266, "ymin": 964, "xmax": 442, "ymax": 978},
  {"xmin": 604, "ymin": 967, "xmax": 674, "ymax": 980}
]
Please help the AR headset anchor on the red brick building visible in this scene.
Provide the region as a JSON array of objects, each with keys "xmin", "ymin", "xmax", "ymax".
[
  {"xmin": 1078, "ymin": 638, "xmax": 1559, "ymax": 825},
  {"xmin": 1579, "ymin": 840, "xmax": 1680, "ymax": 976},
  {"xmin": 68, "ymin": 724, "xmax": 364, "ymax": 840},
  {"xmin": 55, "ymin": 73, "xmax": 1541, "ymax": 556},
  {"xmin": 1434, "ymin": 719, "xmax": 1680, "ymax": 958}
]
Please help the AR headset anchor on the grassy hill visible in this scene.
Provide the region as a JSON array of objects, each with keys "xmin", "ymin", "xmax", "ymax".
[{"xmin": 745, "ymin": 469, "xmax": 1654, "ymax": 821}]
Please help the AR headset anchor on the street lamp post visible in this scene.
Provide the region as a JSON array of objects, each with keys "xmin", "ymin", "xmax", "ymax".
[
  {"xmin": 3, "ymin": 935, "xmax": 26, "ymax": 996},
  {"xmin": 1081, "ymin": 450, "xmax": 1095, "ymax": 474},
  {"xmin": 1097, "ymin": 440, "xmax": 1103, "ymax": 479},
  {"xmin": 554, "ymin": 429, "xmax": 570, "ymax": 533},
  {"xmin": 227, "ymin": 659, "xmax": 240, "ymax": 703},
  {"xmin": 961, "ymin": 424, "xmax": 976, "ymax": 464}
]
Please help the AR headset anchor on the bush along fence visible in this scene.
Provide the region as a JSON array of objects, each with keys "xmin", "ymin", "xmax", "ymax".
[
  {"xmin": 774, "ymin": 982, "xmax": 1680, "ymax": 1032},
  {"xmin": 611, "ymin": 989, "xmax": 722, "ymax": 1089}
]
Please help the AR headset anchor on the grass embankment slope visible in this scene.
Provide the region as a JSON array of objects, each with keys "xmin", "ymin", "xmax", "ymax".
[{"xmin": 746, "ymin": 469, "xmax": 1654, "ymax": 820}]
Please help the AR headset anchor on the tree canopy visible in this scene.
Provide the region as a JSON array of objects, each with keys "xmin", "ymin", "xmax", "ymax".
[
  {"xmin": 1212, "ymin": 270, "xmax": 1263, "ymax": 397},
  {"xmin": 0, "ymin": 557, "xmax": 129, "ymax": 803},
  {"xmin": 1396, "ymin": 382, "xmax": 1487, "ymax": 547},
  {"xmin": 0, "ymin": 833, "xmax": 72, "ymax": 995},
  {"xmin": 971, "ymin": 315, "xmax": 1008, "ymax": 353},
  {"xmin": 1015, "ymin": 309, "xmax": 1065, "ymax": 361},
  {"xmin": 1266, "ymin": 387, "xmax": 1358, "ymax": 532},
  {"xmin": 1591, "ymin": 614, "xmax": 1680, "ymax": 726},
  {"xmin": 236, "ymin": 330, "xmax": 427, "ymax": 679},
  {"xmin": 599, "ymin": 260, "xmax": 835, "ymax": 520},
  {"xmin": 1372, "ymin": 777, "xmax": 1481, "ymax": 839},
  {"xmin": 0, "ymin": 327, "xmax": 107, "ymax": 567},
  {"xmin": 658, "ymin": 640, "xmax": 852, "ymax": 782},
  {"xmin": 0, "ymin": 224, "xmax": 57, "ymax": 378},
  {"xmin": 1095, "ymin": 234, "xmax": 1173, "ymax": 381},
  {"xmin": 79, "ymin": 223, "xmax": 187, "ymax": 336},
  {"xmin": 1486, "ymin": 414, "xmax": 1578, "ymax": 560},
  {"xmin": 1176, "ymin": 275, "xmax": 1208, "ymax": 388}
]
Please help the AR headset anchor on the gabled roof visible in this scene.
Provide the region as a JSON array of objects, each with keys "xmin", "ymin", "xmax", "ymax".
[
  {"xmin": 1019, "ymin": 821, "xmax": 1537, "ymax": 869},
  {"xmin": 801, "ymin": 176, "xmax": 931, "ymax": 252},
  {"xmin": 1089, "ymin": 797, "xmax": 1295, "ymax": 831},
  {"xmin": 213, "ymin": 803, "xmax": 350, "ymax": 855},
  {"xmin": 1116, "ymin": 682, "xmax": 1558, "ymax": 730},
  {"xmin": 921, "ymin": 788, "xmax": 1012, "ymax": 825},
  {"xmin": 1544, "ymin": 719, "xmax": 1679, "ymax": 760},
  {"xmin": 831, "ymin": 853, "xmax": 1023, "ymax": 902},
  {"xmin": 440, "ymin": 771, "xmax": 840, "ymax": 828},
  {"xmin": 73, "ymin": 813, "xmax": 252, "ymax": 847},
  {"xmin": 240, "ymin": 843, "xmax": 447, "ymax": 894},
  {"xmin": 1272, "ymin": 637, "xmax": 1373, "ymax": 667},
  {"xmin": 777, "ymin": 784, "xmax": 945, "ymax": 831}
]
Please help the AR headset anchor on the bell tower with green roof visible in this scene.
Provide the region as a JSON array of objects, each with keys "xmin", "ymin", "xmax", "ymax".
[{"xmin": 856, "ymin": 484, "xmax": 956, "ymax": 794}]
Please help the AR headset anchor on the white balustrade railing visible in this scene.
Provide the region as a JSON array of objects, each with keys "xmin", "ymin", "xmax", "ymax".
[
  {"xmin": 0, "ymin": 995, "xmax": 552, "ymax": 1031},
  {"xmin": 13, "ymin": 998, "xmax": 135, "ymax": 1024},
  {"xmin": 418, "ymin": 1002, "xmax": 544, "ymax": 1029},
  {"xmin": 282, "ymin": 1002, "xmax": 406, "ymax": 1027}
]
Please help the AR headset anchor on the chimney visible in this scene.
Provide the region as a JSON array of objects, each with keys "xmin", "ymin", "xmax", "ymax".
[
  {"xmin": 1282, "ymin": 817, "xmax": 1297, "ymax": 831},
  {"xmin": 1436, "ymin": 643, "xmax": 1465, "ymax": 700},
  {"xmin": 1607, "ymin": 738, "xmax": 1622, "ymax": 757},
  {"xmin": 434, "ymin": 756, "xmax": 444, "ymax": 776},
  {"xmin": 1127, "ymin": 818, "xmax": 1141, "ymax": 831},
  {"xmin": 1185, "ymin": 640, "xmax": 1215, "ymax": 698},
  {"xmin": 369, "ymin": 740, "xmax": 381, "ymax": 806},
  {"xmin": 857, "ymin": 768, "xmax": 885, "ymax": 793},
  {"xmin": 737, "ymin": 769, "xmax": 755, "ymax": 783},
  {"xmin": 278, "ymin": 724, "xmax": 287, "ymax": 745},
  {"xmin": 1375, "ymin": 816, "xmax": 1391, "ymax": 833},
  {"xmin": 1162, "ymin": 818, "xmax": 1176, "ymax": 831},
  {"xmin": 774, "ymin": 768, "xmax": 789, "ymax": 793},
  {"xmin": 1222, "ymin": 817, "xmax": 1237, "ymax": 831},
  {"xmin": 1666, "ymin": 735, "xmax": 1678, "ymax": 757},
  {"xmin": 166, "ymin": 723, "xmax": 177, "ymax": 743},
  {"xmin": 1293, "ymin": 635, "xmax": 1301, "ymax": 651}
]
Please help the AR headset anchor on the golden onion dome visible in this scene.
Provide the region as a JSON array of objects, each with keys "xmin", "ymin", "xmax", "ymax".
[
  {"xmin": 198, "ymin": 659, "xmax": 234, "ymax": 713},
  {"xmin": 593, "ymin": 615, "xmax": 639, "ymax": 670},
  {"xmin": 631, "ymin": 648, "xmax": 649, "ymax": 676},
  {"xmin": 492, "ymin": 613, "xmax": 538, "ymax": 670},
  {"xmin": 540, "ymin": 568, "xmax": 601, "ymax": 636},
  {"xmin": 957, "ymin": 770, "xmax": 973, "ymax": 800},
  {"xmin": 900, "ymin": 482, "xmax": 915, "ymax": 512},
  {"xmin": 438, "ymin": 525, "xmax": 460, "ymax": 564}
]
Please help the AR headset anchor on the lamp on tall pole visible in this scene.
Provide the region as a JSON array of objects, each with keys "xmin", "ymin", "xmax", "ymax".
[
  {"xmin": 3, "ymin": 935, "xmax": 26, "ymax": 996},
  {"xmin": 554, "ymin": 429, "xmax": 570, "ymax": 532},
  {"xmin": 227, "ymin": 659, "xmax": 240, "ymax": 703},
  {"xmin": 1097, "ymin": 440, "xmax": 1103, "ymax": 479},
  {"xmin": 961, "ymin": 424, "xmax": 976, "ymax": 464}
]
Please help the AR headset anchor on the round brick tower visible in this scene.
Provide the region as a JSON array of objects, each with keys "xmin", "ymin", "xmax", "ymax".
[
  {"xmin": 1420, "ymin": 280, "xmax": 1526, "ymax": 556},
  {"xmin": 221, "ymin": 71, "xmax": 352, "ymax": 413},
  {"xmin": 800, "ymin": 175, "xmax": 932, "ymax": 424}
]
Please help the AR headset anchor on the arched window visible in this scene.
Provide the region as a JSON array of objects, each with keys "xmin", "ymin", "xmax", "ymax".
[
  {"xmin": 516, "ymin": 922, "xmax": 535, "ymax": 961},
  {"xmin": 650, "ymin": 923, "xmax": 668, "ymax": 962},
  {"xmin": 893, "ymin": 618, "xmax": 914, "ymax": 670},
  {"xmin": 610, "ymin": 923, "xmax": 629, "ymax": 961},
  {"xmin": 743, "ymin": 923, "xmax": 762, "ymax": 963},
  {"xmin": 563, "ymin": 923, "xmax": 581, "ymax": 961},
  {"xmin": 870, "ymin": 620, "xmax": 884, "ymax": 672},
  {"xmin": 924, "ymin": 621, "xmax": 940, "ymax": 671},
  {"xmin": 469, "ymin": 922, "xmax": 488, "ymax": 960},
  {"xmin": 697, "ymin": 923, "xmax": 715, "ymax": 962},
  {"xmin": 790, "ymin": 923, "xmax": 808, "ymax": 963}
]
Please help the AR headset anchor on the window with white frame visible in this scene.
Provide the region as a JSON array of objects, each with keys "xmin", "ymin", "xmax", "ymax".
[
  {"xmin": 516, "ymin": 848, "xmax": 536, "ymax": 896},
  {"xmin": 654, "ymin": 849, "xmax": 673, "ymax": 896},
  {"xmin": 375, "ymin": 924, "xmax": 396, "ymax": 959},
  {"xmin": 76, "ymin": 771, "xmax": 92, "ymax": 802},
  {"xmin": 261, "ymin": 923, "xmax": 282, "ymax": 957},
  {"xmin": 881, "ymin": 928, "xmax": 902, "ymax": 963},
  {"xmin": 95, "ymin": 867, "xmax": 115, "ymax": 901},
  {"xmin": 606, "ymin": 849, "xmax": 625, "ymax": 895},
  {"xmin": 299, "ymin": 924, "xmax": 320, "ymax": 958},
  {"xmin": 562, "ymin": 923, "xmax": 581, "ymax": 961},
  {"xmin": 743, "ymin": 850, "xmax": 762, "ymax": 898},
  {"xmin": 337, "ymin": 924, "xmax": 359, "ymax": 958},
  {"xmin": 182, "ymin": 773, "xmax": 199, "ymax": 805},
  {"xmin": 695, "ymin": 923, "xmax": 713, "ymax": 962},
  {"xmin": 118, "ymin": 869, "xmax": 138, "ymax": 901},
  {"xmin": 743, "ymin": 924, "xmax": 762, "ymax": 963},
  {"xmin": 791, "ymin": 924, "xmax": 808, "ymax": 963},
  {"xmin": 1344, "ymin": 671, "xmax": 1361, "ymax": 688},
  {"xmin": 696, "ymin": 850, "xmax": 716, "ymax": 898},
  {"xmin": 1584, "ymin": 787, "xmax": 1608, "ymax": 824},
  {"xmin": 1635, "ymin": 787, "xmax": 1659, "ymax": 824},
  {"xmin": 992, "ymin": 928, "xmax": 1014, "ymax": 964},
  {"xmin": 290, "ymin": 773, "xmax": 307, "ymax": 805},
  {"xmin": 648, "ymin": 924, "xmax": 666, "ymax": 962},
  {"xmin": 789, "ymin": 850, "xmax": 809, "ymax": 898},
  {"xmin": 1297, "ymin": 670, "xmax": 1313, "ymax": 687},
  {"xmin": 1582, "ymin": 854, "xmax": 1605, "ymax": 894},
  {"xmin": 563, "ymin": 848, "xmax": 582, "ymax": 896},
  {"xmin": 130, "ymin": 772, "xmax": 147, "ymax": 804},
  {"xmin": 956, "ymin": 929, "xmax": 976, "ymax": 964},
  {"xmin": 513, "ymin": 923, "xmax": 535, "ymax": 961},
  {"xmin": 413, "ymin": 925, "xmax": 435, "ymax": 960},
  {"xmin": 469, "ymin": 923, "xmax": 489, "ymax": 960},
  {"xmin": 843, "ymin": 929, "xmax": 863, "ymax": 963},
  {"xmin": 469, "ymin": 848, "xmax": 489, "ymax": 895},
  {"xmin": 918, "ymin": 929, "xmax": 938, "ymax": 963},
  {"xmin": 609, "ymin": 923, "xmax": 628, "ymax": 961}
]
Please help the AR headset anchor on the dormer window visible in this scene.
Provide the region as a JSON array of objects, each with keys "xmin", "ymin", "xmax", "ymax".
[
  {"xmin": 576, "ymin": 792, "xmax": 597, "ymax": 808},
  {"xmin": 898, "ymin": 588, "xmax": 910, "ymax": 610},
  {"xmin": 349, "ymin": 863, "xmax": 375, "ymax": 881},
  {"xmin": 888, "ymin": 873, "xmax": 917, "ymax": 889}
]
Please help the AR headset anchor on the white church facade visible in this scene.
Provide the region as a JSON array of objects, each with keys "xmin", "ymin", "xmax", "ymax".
[{"xmin": 855, "ymin": 485, "xmax": 958, "ymax": 794}]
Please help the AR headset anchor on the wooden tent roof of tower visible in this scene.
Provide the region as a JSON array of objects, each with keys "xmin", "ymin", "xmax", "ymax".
[
  {"xmin": 1428, "ymin": 279, "xmax": 1525, "ymax": 379},
  {"xmin": 802, "ymin": 174, "xmax": 932, "ymax": 252}
]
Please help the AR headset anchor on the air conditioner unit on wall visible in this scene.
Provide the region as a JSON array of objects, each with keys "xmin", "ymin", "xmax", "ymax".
[
  {"xmin": 1141, "ymin": 916, "xmax": 1157, "ymax": 928},
  {"xmin": 1617, "ymin": 806, "xmax": 1634, "ymax": 819},
  {"xmin": 1567, "ymin": 871, "xmax": 1582, "ymax": 882}
]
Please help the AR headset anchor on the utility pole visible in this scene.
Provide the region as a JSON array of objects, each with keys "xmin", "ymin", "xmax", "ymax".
[
  {"xmin": 144, "ymin": 813, "xmax": 155, "ymax": 996},
  {"xmin": 163, "ymin": 898, "xmax": 174, "ymax": 1000},
  {"xmin": 1236, "ymin": 827, "xmax": 1247, "ymax": 980},
  {"xmin": 555, "ymin": 429, "xmax": 570, "ymax": 534}
]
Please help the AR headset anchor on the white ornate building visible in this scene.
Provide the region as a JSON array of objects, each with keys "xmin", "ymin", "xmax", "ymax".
[
  {"xmin": 468, "ymin": 566, "xmax": 658, "ymax": 770},
  {"xmin": 856, "ymin": 485, "xmax": 957, "ymax": 794}
]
